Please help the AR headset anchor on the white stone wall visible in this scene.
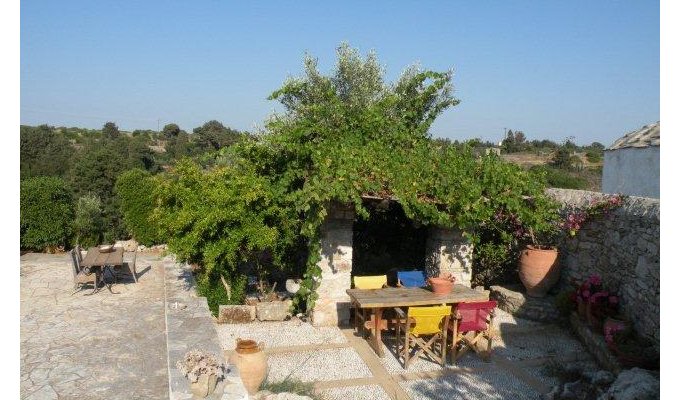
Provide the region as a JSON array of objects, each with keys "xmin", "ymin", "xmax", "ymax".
[
  {"xmin": 425, "ymin": 227, "xmax": 473, "ymax": 287},
  {"xmin": 547, "ymin": 189, "xmax": 660, "ymax": 349},
  {"xmin": 312, "ymin": 203, "xmax": 354, "ymax": 327},
  {"xmin": 602, "ymin": 146, "xmax": 659, "ymax": 198}
]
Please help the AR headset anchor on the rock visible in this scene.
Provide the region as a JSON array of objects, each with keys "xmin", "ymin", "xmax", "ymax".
[
  {"xmin": 590, "ymin": 370, "xmax": 615, "ymax": 386},
  {"xmin": 542, "ymin": 385, "xmax": 561, "ymax": 400},
  {"xmin": 561, "ymin": 380, "xmax": 586, "ymax": 400},
  {"xmin": 256, "ymin": 300, "xmax": 293, "ymax": 321},
  {"xmin": 599, "ymin": 368, "xmax": 659, "ymax": 400},
  {"xmin": 218, "ymin": 305, "xmax": 256, "ymax": 324}
]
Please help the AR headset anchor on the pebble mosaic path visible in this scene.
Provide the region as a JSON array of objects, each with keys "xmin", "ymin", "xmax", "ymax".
[{"xmin": 218, "ymin": 309, "xmax": 597, "ymax": 400}]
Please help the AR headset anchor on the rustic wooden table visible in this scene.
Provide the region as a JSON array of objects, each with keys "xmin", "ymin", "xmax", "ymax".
[
  {"xmin": 81, "ymin": 247, "xmax": 124, "ymax": 293},
  {"xmin": 346, "ymin": 286, "xmax": 489, "ymax": 357}
]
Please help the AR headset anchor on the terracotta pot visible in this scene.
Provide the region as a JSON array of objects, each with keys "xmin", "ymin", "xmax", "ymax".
[
  {"xmin": 190, "ymin": 373, "xmax": 218, "ymax": 398},
  {"xmin": 428, "ymin": 276, "xmax": 455, "ymax": 295},
  {"xmin": 518, "ymin": 245, "xmax": 559, "ymax": 297},
  {"xmin": 229, "ymin": 338, "xmax": 268, "ymax": 395}
]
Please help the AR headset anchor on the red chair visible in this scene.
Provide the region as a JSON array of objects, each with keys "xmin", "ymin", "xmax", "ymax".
[{"xmin": 447, "ymin": 300, "xmax": 497, "ymax": 364}]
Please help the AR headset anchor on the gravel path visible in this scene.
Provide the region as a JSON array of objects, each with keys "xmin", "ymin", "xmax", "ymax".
[
  {"xmin": 400, "ymin": 366, "xmax": 542, "ymax": 400},
  {"xmin": 266, "ymin": 348, "xmax": 372, "ymax": 383},
  {"xmin": 217, "ymin": 320, "xmax": 346, "ymax": 350},
  {"xmin": 320, "ymin": 385, "xmax": 391, "ymax": 400}
]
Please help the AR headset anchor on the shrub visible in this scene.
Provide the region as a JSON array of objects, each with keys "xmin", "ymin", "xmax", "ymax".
[
  {"xmin": 73, "ymin": 194, "xmax": 104, "ymax": 248},
  {"xmin": 20, "ymin": 176, "xmax": 74, "ymax": 251},
  {"xmin": 530, "ymin": 165, "xmax": 588, "ymax": 190},
  {"xmin": 195, "ymin": 270, "xmax": 248, "ymax": 316},
  {"xmin": 115, "ymin": 168, "xmax": 164, "ymax": 245},
  {"xmin": 260, "ymin": 378, "xmax": 320, "ymax": 400}
]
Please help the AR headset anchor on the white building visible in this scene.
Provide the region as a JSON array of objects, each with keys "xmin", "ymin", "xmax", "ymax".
[{"xmin": 602, "ymin": 122, "xmax": 659, "ymax": 198}]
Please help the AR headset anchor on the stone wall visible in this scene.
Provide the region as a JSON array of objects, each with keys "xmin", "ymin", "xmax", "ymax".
[
  {"xmin": 547, "ymin": 188, "xmax": 659, "ymax": 348},
  {"xmin": 312, "ymin": 202, "xmax": 354, "ymax": 326},
  {"xmin": 425, "ymin": 227, "xmax": 473, "ymax": 287}
]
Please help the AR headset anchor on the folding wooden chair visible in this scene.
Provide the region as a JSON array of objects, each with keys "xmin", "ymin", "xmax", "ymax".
[
  {"xmin": 70, "ymin": 248, "xmax": 99, "ymax": 294},
  {"xmin": 352, "ymin": 275, "xmax": 387, "ymax": 335},
  {"xmin": 448, "ymin": 300, "xmax": 497, "ymax": 364},
  {"xmin": 394, "ymin": 305, "xmax": 451, "ymax": 368},
  {"xmin": 396, "ymin": 270, "xmax": 427, "ymax": 288}
]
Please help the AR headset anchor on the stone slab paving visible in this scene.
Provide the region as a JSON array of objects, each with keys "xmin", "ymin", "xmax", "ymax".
[
  {"xmin": 163, "ymin": 257, "xmax": 248, "ymax": 400},
  {"xmin": 20, "ymin": 252, "xmax": 168, "ymax": 400}
]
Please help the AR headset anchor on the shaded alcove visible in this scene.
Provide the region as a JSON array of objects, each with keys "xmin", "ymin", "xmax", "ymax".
[{"xmin": 351, "ymin": 199, "xmax": 427, "ymax": 284}]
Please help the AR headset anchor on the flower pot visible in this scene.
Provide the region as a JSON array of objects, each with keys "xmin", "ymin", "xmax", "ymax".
[
  {"xmin": 518, "ymin": 245, "xmax": 560, "ymax": 297},
  {"xmin": 428, "ymin": 276, "xmax": 455, "ymax": 295},
  {"xmin": 190, "ymin": 373, "xmax": 218, "ymax": 398},
  {"xmin": 229, "ymin": 338, "xmax": 268, "ymax": 395}
]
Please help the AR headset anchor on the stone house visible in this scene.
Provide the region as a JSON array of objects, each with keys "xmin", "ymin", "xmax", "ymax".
[{"xmin": 602, "ymin": 122, "xmax": 659, "ymax": 198}]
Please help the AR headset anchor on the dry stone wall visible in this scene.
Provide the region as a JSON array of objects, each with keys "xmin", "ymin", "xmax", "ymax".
[
  {"xmin": 547, "ymin": 189, "xmax": 659, "ymax": 348},
  {"xmin": 425, "ymin": 227, "xmax": 473, "ymax": 286}
]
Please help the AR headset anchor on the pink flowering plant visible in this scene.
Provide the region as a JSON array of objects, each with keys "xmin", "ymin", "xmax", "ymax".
[
  {"xmin": 561, "ymin": 194, "xmax": 626, "ymax": 237},
  {"xmin": 575, "ymin": 274, "xmax": 619, "ymax": 318}
]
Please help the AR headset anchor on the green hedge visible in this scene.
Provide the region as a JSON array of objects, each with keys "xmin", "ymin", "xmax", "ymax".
[
  {"xmin": 115, "ymin": 169, "xmax": 164, "ymax": 245},
  {"xmin": 20, "ymin": 176, "xmax": 74, "ymax": 251},
  {"xmin": 73, "ymin": 194, "xmax": 104, "ymax": 248}
]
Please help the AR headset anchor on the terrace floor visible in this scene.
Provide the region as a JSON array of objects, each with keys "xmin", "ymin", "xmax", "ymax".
[
  {"xmin": 218, "ymin": 308, "xmax": 598, "ymax": 399},
  {"xmin": 20, "ymin": 252, "xmax": 169, "ymax": 400},
  {"xmin": 20, "ymin": 252, "xmax": 598, "ymax": 400}
]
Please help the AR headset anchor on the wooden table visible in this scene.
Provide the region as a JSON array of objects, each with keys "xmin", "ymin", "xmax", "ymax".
[
  {"xmin": 346, "ymin": 285, "xmax": 489, "ymax": 357},
  {"xmin": 81, "ymin": 247, "xmax": 124, "ymax": 293}
]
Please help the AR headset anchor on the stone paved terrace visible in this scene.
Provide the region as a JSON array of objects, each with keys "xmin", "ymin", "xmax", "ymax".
[
  {"xmin": 20, "ymin": 252, "xmax": 169, "ymax": 400},
  {"xmin": 21, "ymin": 250, "xmax": 599, "ymax": 400}
]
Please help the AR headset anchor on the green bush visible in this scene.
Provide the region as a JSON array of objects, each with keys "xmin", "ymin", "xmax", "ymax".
[
  {"xmin": 195, "ymin": 270, "xmax": 248, "ymax": 316},
  {"xmin": 260, "ymin": 378, "xmax": 320, "ymax": 400},
  {"xmin": 73, "ymin": 194, "xmax": 104, "ymax": 248},
  {"xmin": 530, "ymin": 165, "xmax": 588, "ymax": 190},
  {"xmin": 115, "ymin": 168, "xmax": 164, "ymax": 245},
  {"xmin": 20, "ymin": 177, "xmax": 74, "ymax": 251}
]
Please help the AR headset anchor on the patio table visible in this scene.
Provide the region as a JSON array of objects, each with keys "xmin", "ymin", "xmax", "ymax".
[
  {"xmin": 80, "ymin": 247, "xmax": 124, "ymax": 293},
  {"xmin": 346, "ymin": 285, "xmax": 489, "ymax": 357}
]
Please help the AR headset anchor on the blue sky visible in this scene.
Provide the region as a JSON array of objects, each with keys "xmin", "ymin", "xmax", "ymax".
[{"xmin": 20, "ymin": 1, "xmax": 659, "ymax": 146}]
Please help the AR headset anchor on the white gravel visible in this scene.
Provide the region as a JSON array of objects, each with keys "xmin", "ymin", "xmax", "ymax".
[
  {"xmin": 266, "ymin": 348, "xmax": 372, "ymax": 383},
  {"xmin": 400, "ymin": 366, "xmax": 542, "ymax": 400},
  {"xmin": 216, "ymin": 320, "xmax": 347, "ymax": 350},
  {"xmin": 492, "ymin": 327, "xmax": 586, "ymax": 361},
  {"xmin": 491, "ymin": 309, "xmax": 543, "ymax": 333},
  {"xmin": 320, "ymin": 385, "xmax": 391, "ymax": 400}
]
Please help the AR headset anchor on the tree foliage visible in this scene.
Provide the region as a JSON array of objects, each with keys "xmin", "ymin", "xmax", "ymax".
[
  {"xmin": 115, "ymin": 169, "xmax": 164, "ymax": 245},
  {"xmin": 20, "ymin": 177, "xmax": 74, "ymax": 251},
  {"xmin": 20, "ymin": 125, "xmax": 73, "ymax": 180},
  {"xmin": 73, "ymin": 194, "xmax": 105, "ymax": 248}
]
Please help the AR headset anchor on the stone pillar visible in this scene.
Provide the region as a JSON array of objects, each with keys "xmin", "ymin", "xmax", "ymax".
[
  {"xmin": 312, "ymin": 202, "xmax": 354, "ymax": 326},
  {"xmin": 425, "ymin": 227, "xmax": 473, "ymax": 287}
]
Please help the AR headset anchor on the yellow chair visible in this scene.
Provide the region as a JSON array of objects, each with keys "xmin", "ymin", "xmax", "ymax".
[
  {"xmin": 352, "ymin": 275, "xmax": 387, "ymax": 334},
  {"xmin": 394, "ymin": 305, "xmax": 451, "ymax": 368}
]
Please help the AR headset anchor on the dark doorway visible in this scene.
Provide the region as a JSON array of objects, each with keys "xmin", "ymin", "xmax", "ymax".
[{"xmin": 352, "ymin": 200, "xmax": 427, "ymax": 280}]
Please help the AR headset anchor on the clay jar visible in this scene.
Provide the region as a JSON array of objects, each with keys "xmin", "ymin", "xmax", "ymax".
[
  {"xmin": 229, "ymin": 338, "xmax": 268, "ymax": 395},
  {"xmin": 518, "ymin": 245, "xmax": 560, "ymax": 297}
]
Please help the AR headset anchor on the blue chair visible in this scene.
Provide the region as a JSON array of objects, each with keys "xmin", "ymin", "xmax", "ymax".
[{"xmin": 397, "ymin": 270, "xmax": 427, "ymax": 288}]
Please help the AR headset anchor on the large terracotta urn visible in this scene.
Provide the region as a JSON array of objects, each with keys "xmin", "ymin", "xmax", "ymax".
[
  {"xmin": 518, "ymin": 245, "xmax": 560, "ymax": 297},
  {"xmin": 229, "ymin": 338, "xmax": 268, "ymax": 395}
]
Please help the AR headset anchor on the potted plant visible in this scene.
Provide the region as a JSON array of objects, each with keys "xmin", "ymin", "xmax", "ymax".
[
  {"xmin": 428, "ymin": 272, "xmax": 456, "ymax": 295},
  {"xmin": 518, "ymin": 227, "xmax": 560, "ymax": 298},
  {"xmin": 176, "ymin": 349, "xmax": 225, "ymax": 398}
]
